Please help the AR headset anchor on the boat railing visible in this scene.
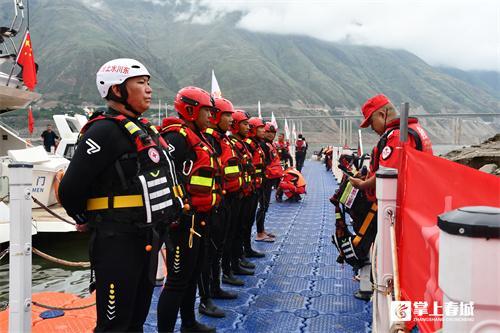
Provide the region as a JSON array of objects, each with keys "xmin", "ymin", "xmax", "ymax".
[
  {"xmin": 0, "ymin": 0, "xmax": 27, "ymax": 88},
  {"xmin": 0, "ymin": 119, "xmax": 20, "ymax": 137}
]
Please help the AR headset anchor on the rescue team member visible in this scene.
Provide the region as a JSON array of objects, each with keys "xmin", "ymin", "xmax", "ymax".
[
  {"xmin": 223, "ymin": 110, "xmax": 256, "ymax": 286},
  {"xmin": 197, "ymin": 97, "xmax": 239, "ymax": 319},
  {"xmin": 349, "ymin": 94, "xmax": 433, "ymax": 196},
  {"xmin": 157, "ymin": 86, "xmax": 219, "ymax": 333},
  {"xmin": 294, "ymin": 134, "xmax": 307, "ymax": 172},
  {"xmin": 59, "ymin": 58, "xmax": 184, "ymax": 332},
  {"xmin": 274, "ymin": 133, "xmax": 293, "ymax": 168},
  {"xmin": 242, "ymin": 117, "xmax": 267, "ymax": 258},
  {"xmin": 255, "ymin": 122, "xmax": 283, "ymax": 242}
]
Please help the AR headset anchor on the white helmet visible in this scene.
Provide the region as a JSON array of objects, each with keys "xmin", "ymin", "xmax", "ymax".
[{"xmin": 96, "ymin": 58, "xmax": 151, "ymax": 99}]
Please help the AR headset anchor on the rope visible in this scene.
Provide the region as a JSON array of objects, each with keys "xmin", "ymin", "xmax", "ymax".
[
  {"xmin": 31, "ymin": 196, "xmax": 76, "ymax": 226},
  {"xmin": 32, "ymin": 300, "xmax": 96, "ymax": 311},
  {"xmin": 32, "ymin": 247, "xmax": 90, "ymax": 268}
]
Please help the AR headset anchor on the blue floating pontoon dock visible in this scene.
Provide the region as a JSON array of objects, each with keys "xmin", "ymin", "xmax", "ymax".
[{"xmin": 144, "ymin": 161, "xmax": 372, "ymax": 332}]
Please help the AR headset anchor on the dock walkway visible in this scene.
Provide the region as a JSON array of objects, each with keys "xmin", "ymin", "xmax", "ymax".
[{"xmin": 145, "ymin": 160, "xmax": 372, "ymax": 332}]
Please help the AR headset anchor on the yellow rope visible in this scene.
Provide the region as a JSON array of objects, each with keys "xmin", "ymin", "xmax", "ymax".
[{"xmin": 188, "ymin": 215, "xmax": 201, "ymax": 248}]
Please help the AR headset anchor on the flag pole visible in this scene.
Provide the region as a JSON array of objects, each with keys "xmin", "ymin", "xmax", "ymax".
[{"xmin": 158, "ymin": 99, "xmax": 161, "ymax": 126}]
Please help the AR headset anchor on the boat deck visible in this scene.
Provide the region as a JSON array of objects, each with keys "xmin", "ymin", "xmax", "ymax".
[
  {"xmin": 144, "ymin": 160, "xmax": 372, "ymax": 332},
  {"xmin": 1, "ymin": 161, "xmax": 372, "ymax": 332}
]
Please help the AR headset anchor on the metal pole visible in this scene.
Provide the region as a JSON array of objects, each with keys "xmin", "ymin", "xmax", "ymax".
[
  {"xmin": 457, "ymin": 118, "xmax": 461, "ymax": 145},
  {"xmin": 349, "ymin": 119, "xmax": 352, "ymax": 147},
  {"xmin": 158, "ymin": 99, "xmax": 161, "ymax": 126},
  {"xmin": 338, "ymin": 119, "xmax": 342, "ymax": 146},
  {"xmin": 375, "ymin": 168, "xmax": 398, "ymax": 332},
  {"xmin": 358, "ymin": 129, "xmax": 364, "ymax": 155},
  {"xmin": 400, "ymin": 102, "xmax": 409, "ymax": 143},
  {"xmin": 8, "ymin": 163, "xmax": 33, "ymax": 333}
]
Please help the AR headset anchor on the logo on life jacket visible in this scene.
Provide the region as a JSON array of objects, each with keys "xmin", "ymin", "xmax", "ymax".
[
  {"xmin": 148, "ymin": 147, "xmax": 160, "ymax": 163},
  {"xmin": 381, "ymin": 146, "xmax": 392, "ymax": 160}
]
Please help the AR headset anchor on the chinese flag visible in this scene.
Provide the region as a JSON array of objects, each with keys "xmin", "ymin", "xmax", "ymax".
[
  {"xmin": 28, "ymin": 106, "xmax": 34, "ymax": 134},
  {"xmin": 16, "ymin": 30, "xmax": 37, "ymax": 91}
]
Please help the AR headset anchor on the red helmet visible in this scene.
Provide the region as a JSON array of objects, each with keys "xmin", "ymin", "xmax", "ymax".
[
  {"xmin": 230, "ymin": 110, "xmax": 250, "ymax": 134},
  {"xmin": 174, "ymin": 86, "xmax": 214, "ymax": 122},
  {"xmin": 264, "ymin": 122, "xmax": 276, "ymax": 133},
  {"xmin": 210, "ymin": 97, "xmax": 234, "ymax": 125},
  {"xmin": 248, "ymin": 117, "xmax": 265, "ymax": 137}
]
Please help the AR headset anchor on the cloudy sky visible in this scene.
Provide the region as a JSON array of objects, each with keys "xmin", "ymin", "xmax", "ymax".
[{"xmin": 177, "ymin": 0, "xmax": 499, "ymax": 72}]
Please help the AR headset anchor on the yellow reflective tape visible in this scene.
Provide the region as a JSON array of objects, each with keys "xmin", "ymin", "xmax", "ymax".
[
  {"xmin": 150, "ymin": 125, "xmax": 159, "ymax": 134},
  {"xmin": 150, "ymin": 170, "xmax": 160, "ymax": 177},
  {"xmin": 211, "ymin": 193, "xmax": 217, "ymax": 206},
  {"xmin": 256, "ymin": 169, "xmax": 262, "ymax": 173},
  {"xmin": 335, "ymin": 213, "xmax": 341, "ymax": 219},
  {"xmin": 179, "ymin": 128, "xmax": 187, "ymax": 137},
  {"xmin": 124, "ymin": 121, "xmax": 140, "ymax": 135},
  {"xmin": 114, "ymin": 195, "xmax": 144, "ymax": 208},
  {"xmin": 87, "ymin": 195, "xmax": 144, "ymax": 210},
  {"xmin": 339, "ymin": 182, "xmax": 353, "ymax": 204},
  {"xmin": 190, "ymin": 176, "xmax": 213, "ymax": 187},
  {"xmin": 224, "ymin": 165, "xmax": 240, "ymax": 174},
  {"xmin": 205, "ymin": 128, "xmax": 214, "ymax": 135},
  {"xmin": 86, "ymin": 197, "xmax": 108, "ymax": 210}
]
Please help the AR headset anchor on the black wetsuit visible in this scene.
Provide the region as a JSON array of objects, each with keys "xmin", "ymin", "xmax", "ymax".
[
  {"xmin": 197, "ymin": 129, "xmax": 230, "ymax": 301},
  {"xmin": 157, "ymin": 128, "xmax": 207, "ymax": 332},
  {"xmin": 241, "ymin": 138, "xmax": 262, "ymax": 254},
  {"xmin": 295, "ymin": 139, "xmax": 307, "ymax": 172},
  {"xmin": 59, "ymin": 108, "xmax": 167, "ymax": 332},
  {"xmin": 255, "ymin": 140, "xmax": 272, "ymax": 234}
]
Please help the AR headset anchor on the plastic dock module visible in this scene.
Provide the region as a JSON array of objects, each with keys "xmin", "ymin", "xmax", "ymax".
[{"xmin": 145, "ymin": 161, "xmax": 372, "ymax": 333}]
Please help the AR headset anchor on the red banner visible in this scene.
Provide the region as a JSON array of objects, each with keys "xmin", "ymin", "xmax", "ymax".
[
  {"xmin": 28, "ymin": 106, "xmax": 34, "ymax": 134},
  {"xmin": 396, "ymin": 145, "xmax": 500, "ymax": 332}
]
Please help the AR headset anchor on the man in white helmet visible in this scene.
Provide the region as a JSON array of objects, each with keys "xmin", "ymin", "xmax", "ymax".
[{"xmin": 59, "ymin": 58, "xmax": 184, "ymax": 332}]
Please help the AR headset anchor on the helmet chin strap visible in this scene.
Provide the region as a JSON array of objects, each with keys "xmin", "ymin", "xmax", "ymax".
[{"xmin": 118, "ymin": 84, "xmax": 141, "ymax": 117}]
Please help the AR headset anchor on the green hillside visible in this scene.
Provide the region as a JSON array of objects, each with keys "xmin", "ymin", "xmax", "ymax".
[{"xmin": 2, "ymin": 0, "xmax": 499, "ymax": 114}]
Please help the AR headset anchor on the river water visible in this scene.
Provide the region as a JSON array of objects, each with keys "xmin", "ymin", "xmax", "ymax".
[
  {"xmin": 0, "ymin": 232, "xmax": 91, "ymax": 308},
  {"xmin": 0, "ymin": 144, "xmax": 467, "ymax": 308}
]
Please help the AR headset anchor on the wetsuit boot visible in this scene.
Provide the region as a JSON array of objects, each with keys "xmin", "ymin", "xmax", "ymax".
[
  {"xmin": 198, "ymin": 298, "xmax": 225, "ymax": 318},
  {"xmin": 180, "ymin": 320, "xmax": 216, "ymax": 333}
]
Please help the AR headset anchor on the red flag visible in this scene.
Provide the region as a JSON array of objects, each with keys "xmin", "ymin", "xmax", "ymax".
[
  {"xmin": 16, "ymin": 30, "xmax": 37, "ymax": 91},
  {"xmin": 396, "ymin": 146, "xmax": 500, "ymax": 332},
  {"xmin": 28, "ymin": 106, "xmax": 34, "ymax": 134}
]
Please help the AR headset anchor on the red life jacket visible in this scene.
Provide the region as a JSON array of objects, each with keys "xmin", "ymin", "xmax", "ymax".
[
  {"xmin": 265, "ymin": 142, "xmax": 284, "ymax": 179},
  {"xmin": 366, "ymin": 117, "xmax": 432, "ymax": 201},
  {"xmin": 274, "ymin": 141, "xmax": 289, "ymax": 155},
  {"xmin": 279, "ymin": 168, "xmax": 306, "ymax": 198},
  {"xmin": 229, "ymin": 135, "xmax": 254, "ymax": 196},
  {"xmin": 245, "ymin": 138, "xmax": 265, "ymax": 189},
  {"xmin": 295, "ymin": 139, "xmax": 306, "ymax": 152},
  {"xmin": 79, "ymin": 113, "xmax": 184, "ymax": 226},
  {"xmin": 203, "ymin": 128, "xmax": 243, "ymax": 193},
  {"xmin": 161, "ymin": 118, "xmax": 221, "ymax": 213}
]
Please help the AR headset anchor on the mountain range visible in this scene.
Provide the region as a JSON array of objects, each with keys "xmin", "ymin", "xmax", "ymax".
[{"xmin": 1, "ymin": 0, "xmax": 498, "ymax": 116}]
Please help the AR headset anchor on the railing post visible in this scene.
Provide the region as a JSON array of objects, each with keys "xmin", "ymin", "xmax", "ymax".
[
  {"xmin": 374, "ymin": 167, "xmax": 398, "ymax": 332},
  {"xmin": 8, "ymin": 163, "xmax": 33, "ymax": 333}
]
